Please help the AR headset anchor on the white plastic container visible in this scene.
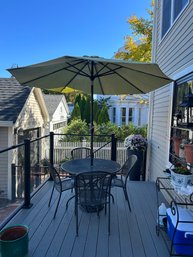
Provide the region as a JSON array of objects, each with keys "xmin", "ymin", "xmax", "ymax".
[{"xmin": 158, "ymin": 203, "xmax": 167, "ymax": 225}]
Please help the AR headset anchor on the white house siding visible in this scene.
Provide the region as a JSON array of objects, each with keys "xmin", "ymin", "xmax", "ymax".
[
  {"xmin": 101, "ymin": 95, "xmax": 149, "ymax": 127},
  {"xmin": 148, "ymin": 0, "xmax": 193, "ymax": 181},
  {"xmin": 0, "ymin": 127, "xmax": 12, "ymax": 199},
  {"xmin": 50, "ymin": 101, "xmax": 68, "ymax": 132},
  {"xmin": 15, "ymin": 90, "xmax": 45, "ymax": 131},
  {"xmin": 51, "ymin": 101, "xmax": 68, "ymax": 143},
  {"xmin": 155, "ymin": 2, "xmax": 193, "ymax": 75},
  {"xmin": 148, "ymin": 85, "xmax": 173, "ymax": 181}
]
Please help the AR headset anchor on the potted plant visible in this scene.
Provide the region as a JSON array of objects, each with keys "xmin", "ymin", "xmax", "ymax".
[
  {"xmin": 124, "ymin": 134, "xmax": 147, "ymax": 151},
  {"xmin": 0, "ymin": 225, "xmax": 29, "ymax": 257},
  {"xmin": 170, "ymin": 162, "xmax": 193, "ymax": 188},
  {"xmin": 124, "ymin": 134, "xmax": 147, "ymax": 181}
]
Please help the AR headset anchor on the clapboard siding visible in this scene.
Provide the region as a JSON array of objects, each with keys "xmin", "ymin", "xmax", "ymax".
[
  {"xmin": 148, "ymin": 1, "xmax": 193, "ymax": 182},
  {"xmin": 0, "ymin": 127, "xmax": 9, "ymax": 198},
  {"xmin": 15, "ymin": 90, "xmax": 44, "ymax": 130},
  {"xmin": 148, "ymin": 84, "xmax": 172, "ymax": 182},
  {"xmin": 155, "ymin": 1, "xmax": 193, "ymax": 76}
]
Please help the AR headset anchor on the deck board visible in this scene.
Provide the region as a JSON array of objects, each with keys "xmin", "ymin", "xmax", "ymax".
[{"xmin": 4, "ymin": 180, "xmax": 170, "ymax": 257}]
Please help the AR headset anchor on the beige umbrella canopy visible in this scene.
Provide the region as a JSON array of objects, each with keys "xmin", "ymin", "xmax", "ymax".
[
  {"xmin": 8, "ymin": 55, "xmax": 173, "ymax": 165},
  {"xmin": 8, "ymin": 55, "xmax": 172, "ymax": 94}
]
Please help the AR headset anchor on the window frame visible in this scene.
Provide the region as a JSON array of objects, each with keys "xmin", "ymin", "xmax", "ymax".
[
  {"xmin": 128, "ymin": 108, "xmax": 133, "ymax": 123},
  {"xmin": 170, "ymin": 73, "xmax": 193, "ymax": 162},
  {"xmin": 121, "ymin": 107, "xmax": 126, "ymax": 126},
  {"xmin": 161, "ymin": 0, "xmax": 189, "ymax": 39},
  {"xmin": 112, "ymin": 107, "xmax": 116, "ymax": 124}
]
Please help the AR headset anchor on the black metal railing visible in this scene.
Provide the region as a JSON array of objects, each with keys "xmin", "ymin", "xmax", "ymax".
[{"xmin": 0, "ymin": 132, "xmax": 117, "ymax": 228}]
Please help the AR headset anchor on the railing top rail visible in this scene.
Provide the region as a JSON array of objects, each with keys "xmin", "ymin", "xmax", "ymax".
[
  {"xmin": 54, "ymin": 133, "xmax": 114, "ymax": 137},
  {"xmin": 30, "ymin": 134, "xmax": 50, "ymax": 143},
  {"xmin": 0, "ymin": 142, "xmax": 24, "ymax": 154}
]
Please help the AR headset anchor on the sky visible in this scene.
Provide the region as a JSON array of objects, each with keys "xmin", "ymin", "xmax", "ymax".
[{"xmin": 0, "ymin": 0, "xmax": 151, "ymax": 78}]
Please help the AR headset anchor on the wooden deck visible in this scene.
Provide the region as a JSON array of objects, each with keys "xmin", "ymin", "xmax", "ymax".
[{"xmin": 5, "ymin": 180, "xmax": 170, "ymax": 257}]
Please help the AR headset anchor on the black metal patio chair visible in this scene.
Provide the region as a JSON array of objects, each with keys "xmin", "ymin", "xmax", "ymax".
[
  {"xmin": 75, "ymin": 171, "xmax": 113, "ymax": 236},
  {"xmin": 112, "ymin": 154, "xmax": 137, "ymax": 211},
  {"xmin": 45, "ymin": 160, "xmax": 75, "ymax": 218},
  {"xmin": 71, "ymin": 147, "xmax": 91, "ymax": 159}
]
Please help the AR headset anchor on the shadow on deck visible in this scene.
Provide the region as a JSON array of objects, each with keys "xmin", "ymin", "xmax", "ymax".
[{"xmin": 3, "ymin": 181, "xmax": 169, "ymax": 257}]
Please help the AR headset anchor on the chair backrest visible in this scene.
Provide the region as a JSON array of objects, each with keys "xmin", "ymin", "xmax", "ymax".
[
  {"xmin": 71, "ymin": 147, "xmax": 91, "ymax": 159},
  {"xmin": 75, "ymin": 171, "xmax": 112, "ymax": 206},
  {"xmin": 122, "ymin": 154, "xmax": 138, "ymax": 177},
  {"xmin": 44, "ymin": 160, "xmax": 62, "ymax": 192}
]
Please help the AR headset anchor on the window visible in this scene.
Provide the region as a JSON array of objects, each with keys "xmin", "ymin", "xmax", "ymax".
[
  {"xmin": 53, "ymin": 121, "xmax": 67, "ymax": 130},
  {"xmin": 128, "ymin": 108, "xmax": 133, "ymax": 123},
  {"xmin": 121, "ymin": 108, "xmax": 126, "ymax": 125},
  {"xmin": 170, "ymin": 73, "xmax": 193, "ymax": 163},
  {"xmin": 112, "ymin": 107, "xmax": 116, "ymax": 123},
  {"xmin": 162, "ymin": 0, "xmax": 189, "ymax": 38}
]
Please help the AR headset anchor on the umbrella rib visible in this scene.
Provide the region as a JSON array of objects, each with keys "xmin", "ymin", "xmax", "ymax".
[
  {"xmin": 107, "ymin": 63, "xmax": 172, "ymax": 81},
  {"xmin": 93, "ymin": 62, "xmax": 122, "ymax": 78},
  {"xmin": 95, "ymin": 61, "xmax": 171, "ymax": 82},
  {"xmin": 59, "ymin": 62, "xmax": 91, "ymax": 91},
  {"xmin": 64, "ymin": 60, "xmax": 91, "ymax": 77},
  {"xmin": 112, "ymin": 69, "xmax": 145, "ymax": 93},
  {"xmin": 93, "ymin": 64, "xmax": 105, "ymax": 94},
  {"xmin": 20, "ymin": 60, "xmax": 90, "ymax": 85},
  {"xmin": 95, "ymin": 63, "xmax": 145, "ymax": 93}
]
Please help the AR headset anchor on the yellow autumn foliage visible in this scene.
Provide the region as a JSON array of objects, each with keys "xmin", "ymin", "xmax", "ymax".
[{"xmin": 115, "ymin": 1, "xmax": 153, "ymax": 62}]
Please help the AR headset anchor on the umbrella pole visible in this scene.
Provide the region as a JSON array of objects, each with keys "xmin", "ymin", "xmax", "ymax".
[{"xmin": 90, "ymin": 79, "xmax": 94, "ymax": 166}]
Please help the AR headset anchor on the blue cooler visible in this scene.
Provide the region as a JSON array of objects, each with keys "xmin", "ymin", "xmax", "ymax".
[{"xmin": 167, "ymin": 207, "xmax": 193, "ymax": 255}]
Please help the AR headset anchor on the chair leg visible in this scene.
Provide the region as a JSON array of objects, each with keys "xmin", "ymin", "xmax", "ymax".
[
  {"xmin": 53, "ymin": 192, "xmax": 62, "ymax": 218},
  {"xmin": 75, "ymin": 195, "xmax": 79, "ymax": 236},
  {"xmin": 108, "ymin": 195, "xmax": 111, "ymax": 235},
  {"xmin": 110, "ymin": 193, "xmax": 115, "ymax": 203},
  {"xmin": 66, "ymin": 195, "xmax": 75, "ymax": 210},
  {"xmin": 48, "ymin": 185, "xmax": 54, "ymax": 207},
  {"xmin": 123, "ymin": 186, "xmax": 131, "ymax": 212}
]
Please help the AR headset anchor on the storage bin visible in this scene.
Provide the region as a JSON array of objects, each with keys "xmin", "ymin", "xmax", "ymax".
[{"xmin": 167, "ymin": 207, "xmax": 193, "ymax": 255}]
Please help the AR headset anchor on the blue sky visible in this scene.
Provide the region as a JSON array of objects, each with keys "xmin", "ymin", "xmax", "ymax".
[{"xmin": 0, "ymin": 0, "xmax": 151, "ymax": 78}]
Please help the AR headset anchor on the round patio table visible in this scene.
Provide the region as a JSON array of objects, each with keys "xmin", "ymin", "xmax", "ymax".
[
  {"xmin": 61, "ymin": 158, "xmax": 121, "ymax": 175},
  {"xmin": 61, "ymin": 158, "xmax": 121, "ymax": 212}
]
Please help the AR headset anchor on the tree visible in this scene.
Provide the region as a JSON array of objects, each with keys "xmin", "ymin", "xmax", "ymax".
[
  {"xmin": 115, "ymin": 1, "xmax": 154, "ymax": 62},
  {"xmin": 62, "ymin": 119, "xmax": 89, "ymax": 142},
  {"xmin": 83, "ymin": 96, "xmax": 91, "ymax": 124},
  {"xmin": 79, "ymin": 95, "xmax": 86, "ymax": 120},
  {"xmin": 95, "ymin": 122, "xmax": 119, "ymax": 142},
  {"xmin": 71, "ymin": 102, "xmax": 81, "ymax": 120},
  {"xmin": 97, "ymin": 104, "xmax": 110, "ymax": 125}
]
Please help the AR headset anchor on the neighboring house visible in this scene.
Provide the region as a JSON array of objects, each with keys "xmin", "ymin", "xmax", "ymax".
[
  {"xmin": 147, "ymin": 0, "xmax": 193, "ymax": 181},
  {"xmin": 43, "ymin": 94, "xmax": 69, "ymax": 143},
  {"xmin": 0, "ymin": 78, "xmax": 49, "ymax": 199},
  {"xmin": 96, "ymin": 94, "xmax": 149, "ymax": 127}
]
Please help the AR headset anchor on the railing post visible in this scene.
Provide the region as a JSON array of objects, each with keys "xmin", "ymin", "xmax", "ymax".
[
  {"xmin": 11, "ymin": 163, "xmax": 16, "ymax": 201},
  {"xmin": 24, "ymin": 139, "xmax": 32, "ymax": 208},
  {"xmin": 49, "ymin": 132, "xmax": 54, "ymax": 165},
  {"xmin": 111, "ymin": 134, "xmax": 117, "ymax": 161}
]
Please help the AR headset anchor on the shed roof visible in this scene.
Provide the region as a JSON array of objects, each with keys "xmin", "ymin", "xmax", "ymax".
[
  {"xmin": 0, "ymin": 78, "xmax": 31, "ymax": 123},
  {"xmin": 43, "ymin": 94, "xmax": 64, "ymax": 117}
]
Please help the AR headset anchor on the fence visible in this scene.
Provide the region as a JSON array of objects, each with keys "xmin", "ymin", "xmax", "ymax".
[{"xmin": 54, "ymin": 140, "xmax": 127, "ymax": 166}]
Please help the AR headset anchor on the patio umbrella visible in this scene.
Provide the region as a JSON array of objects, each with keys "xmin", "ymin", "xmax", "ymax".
[{"xmin": 7, "ymin": 55, "xmax": 173, "ymax": 165}]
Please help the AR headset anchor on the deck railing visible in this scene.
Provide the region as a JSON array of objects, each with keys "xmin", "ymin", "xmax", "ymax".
[{"xmin": 0, "ymin": 132, "xmax": 122, "ymax": 225}]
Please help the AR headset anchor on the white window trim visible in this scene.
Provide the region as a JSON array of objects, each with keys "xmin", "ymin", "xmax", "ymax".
[{"xmin": 160, "ymin": 0, "xmax": 190, "ymax": 42}]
